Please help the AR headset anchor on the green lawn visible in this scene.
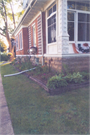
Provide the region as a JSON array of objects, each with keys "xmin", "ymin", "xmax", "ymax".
[{"xmin": 1, "ymin": 64, "xmax": 89, "ymax": 134}]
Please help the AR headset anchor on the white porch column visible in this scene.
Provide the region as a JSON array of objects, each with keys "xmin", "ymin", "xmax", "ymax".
[{"xmin": 57, "ymin": 0, "xmax": 69, "ymax": 54}]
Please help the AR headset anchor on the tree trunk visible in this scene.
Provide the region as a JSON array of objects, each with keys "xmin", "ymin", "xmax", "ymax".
[{"xmin": 2, "ymin": 0, "xmax": 14, "ymax": 60}]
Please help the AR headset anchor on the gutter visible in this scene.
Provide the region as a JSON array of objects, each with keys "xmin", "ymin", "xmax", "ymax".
[{"xmin": 12, "ymin": 0, "xmax": 37, "ymax": 36}]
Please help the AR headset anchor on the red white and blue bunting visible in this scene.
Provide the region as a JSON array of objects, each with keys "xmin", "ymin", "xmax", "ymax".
[{"xmin": 72, "ymin": 43, "xmax": 90, "ymax": 53}]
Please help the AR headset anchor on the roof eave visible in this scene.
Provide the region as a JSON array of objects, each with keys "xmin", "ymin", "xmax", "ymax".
[{"xmin": 12, "ymin": 0, "xmax": 51, "ymax": 36}]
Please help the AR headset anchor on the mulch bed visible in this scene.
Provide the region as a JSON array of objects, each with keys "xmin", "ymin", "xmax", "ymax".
[{"xmin": 12, "ymin": 64, "xmax": 89, "ymax": 95}]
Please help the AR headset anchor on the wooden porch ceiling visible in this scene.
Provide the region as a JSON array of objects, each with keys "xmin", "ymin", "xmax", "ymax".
[{"xmin": 22, "ymin": 0, "xmax": 50, "ymax": 25}]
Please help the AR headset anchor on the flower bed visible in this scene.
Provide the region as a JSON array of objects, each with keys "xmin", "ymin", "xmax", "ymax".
[{"xmin": 12, "ymin": 58, "xmax": 89, "ymax": 95}]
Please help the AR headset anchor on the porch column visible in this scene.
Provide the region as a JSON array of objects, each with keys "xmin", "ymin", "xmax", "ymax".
[{"xmin": 57, "ymin": 0, "xmax": 69, "ymax": 54}]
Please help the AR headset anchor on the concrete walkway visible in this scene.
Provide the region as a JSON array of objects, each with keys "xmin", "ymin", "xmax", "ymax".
[{"xmin": 0, "ymin": 74, "xmax": 14, "ymax": 135}]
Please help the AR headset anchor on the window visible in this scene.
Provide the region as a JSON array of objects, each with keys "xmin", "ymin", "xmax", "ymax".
[
  {"xmin": 68, "ymin": 11, "xmax": 74, "ymax": 41},
  {"xmin": 47, "ymin": 4, "xmax": 56, "ymax": 44},
  {"xmin": 78, "ymin": 13, "xmax": 90, "ymax": 41},
  {"xmin": 16, "ymin": 36, "xmax": 18, "ymax": 50},
  {"xmin": 32, "ymin": 24, "xmax": 36, "ymax": 47},
  {"xmin": 67, "ymin": 1, "xmax": 90, "ymax": 11},
  {"xmin": 19, "ymin": 32, "xmax": 23, "ymax": 50},
  {"xmin": 67, "ymin": 1, "xmax": 90, "ymax": 42},
  {"xmin": 67, "ymin": 1, "xmax": 75, "ymax": 9}
]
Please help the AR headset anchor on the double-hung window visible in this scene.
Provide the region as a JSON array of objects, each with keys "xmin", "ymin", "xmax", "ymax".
[
  {"xmin": 47, "ymin": 4, "xmax": 56, "ymax": 44},
  {"xmin": 19, "ymin": 32, "xmax": 23, "ymax": 50}
]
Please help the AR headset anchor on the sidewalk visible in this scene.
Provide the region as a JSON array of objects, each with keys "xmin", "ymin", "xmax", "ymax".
[{"xmin": 0, "ymin": 74, "xmax": 14, "ymax": 135}]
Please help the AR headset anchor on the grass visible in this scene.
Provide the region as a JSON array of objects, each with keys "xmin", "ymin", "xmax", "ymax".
[{"xmin": 1, "ymin": 63, "xmax": 89, "ymax": 134}]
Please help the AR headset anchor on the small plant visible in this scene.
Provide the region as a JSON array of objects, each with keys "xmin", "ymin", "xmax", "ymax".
[
  {"xmin": 72, "ymin": 72, "xmax": 83, "ymax": 83},
  {"xmin": 47, "ymin": 72, "xmax": 83, "ymax": 89},
  {"xmin": 64, "ymin": 72, "xmax": 83, "ymax": 84},
  {"xmin": 42, "ymin": 66, "xmax": 49, "ymax": 73},
  {"xmin": 35, "ymin": 66, "xmax": 43, "ymax": 75},
  {"xmin": 47, "ymin": 75, "xmax": 68, "ymax": 89},
  {"xmin": 80, "ymin": 72, "xmax": 89, "ymax": 80}
]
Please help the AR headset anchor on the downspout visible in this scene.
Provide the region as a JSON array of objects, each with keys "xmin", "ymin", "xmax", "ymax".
[{"xmin": 41, "ymin": 11, "xmax": 44, "ymax": 66}]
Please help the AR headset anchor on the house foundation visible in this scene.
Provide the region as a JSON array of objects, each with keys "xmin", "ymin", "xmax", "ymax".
[{"xmin": 16, "ymin": 54, "xmax": 89, "ymax": 73}]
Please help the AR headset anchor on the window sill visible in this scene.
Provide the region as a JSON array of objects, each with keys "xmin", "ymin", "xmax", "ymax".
[
  {"xmin": 47, "ymin": 42, "xmax": 57, "ymax": 46},
  {"xmin": 69, "ymin": 41, "xmax": 90, "ymax": 44},
  {"xmin": 19, "ymin": 49, "xmax": 23, "ymax": 51}
]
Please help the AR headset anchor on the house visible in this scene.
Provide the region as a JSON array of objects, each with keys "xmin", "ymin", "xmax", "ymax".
[{"xmin": 12, "ymin": 0, "xmax": 90, "ymax": 71}]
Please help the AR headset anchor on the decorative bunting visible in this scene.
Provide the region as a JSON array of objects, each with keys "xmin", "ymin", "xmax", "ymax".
[{"xmin": 72, "ymin": 43, "xmax": 90, "ymax": 53}]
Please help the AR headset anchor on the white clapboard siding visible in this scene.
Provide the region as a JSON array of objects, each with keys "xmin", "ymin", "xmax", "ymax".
[
  {"xmin": 37, "ymin": 15, "xmax": 42, "ymax": 54},
  {"xmin": 28, "ymin": 26, "xmax": 32, "ymax": 48}
]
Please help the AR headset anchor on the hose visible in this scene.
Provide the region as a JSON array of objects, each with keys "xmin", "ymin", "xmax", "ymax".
[{"xmin": 4, "ymin": 67, "xmax": 36, "ymax": 77}]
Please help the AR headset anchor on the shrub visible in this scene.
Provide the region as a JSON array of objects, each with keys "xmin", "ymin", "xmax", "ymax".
[
  {"xmin": 17, "ymin": 61, "xmax": 33, "ymax": 70},
  {"xmin": 0, "ymin": 52, "xmax": 13, "ymax": 61},
  {"xmin": 64, "ymin": 72, "xmax": 83, "ymax": 84},
  {"xmin": 47, "ymin": 72, "xmax": 83, "ymax": 89},
  {"xmin": 47, "ymin": 75, "xmax": 68, "ymax": 89},
  {"xmin": 80, "ymin": 72, "xmax": 89, "ymax": 80},
  {"xmin": 0, "ymin": 53, "xmax": 9, "ymax": 61}
]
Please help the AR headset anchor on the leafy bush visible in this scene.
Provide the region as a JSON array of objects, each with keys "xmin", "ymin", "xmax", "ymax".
[
  {"xmin": 18, "ymin": 61, "xmax": 33, "ymax": 70},
  {"xmin": 47, "ymin": 75, "xmax": 68, "ymax": 89},
  {"xmin": 80, "ymin": 72, "xmax": 89, "ymax": 80},
  {"xmin": 0, "ymin": 40, "xmax": 7, "ymax": 52},
  {"xmin": 0, "ymin": 53, "xmax": 9, "ymax": 61},
  {"xmin": 0, "ymin": 52, "xmax": 13, "ymax": 61},
  {"xmin": 64, "ymin": 72, "xmax": 83, "ymax": 84},
  {"xmin": 47, "ymin": 72, "xmax": 83, "ymax": 89}
]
